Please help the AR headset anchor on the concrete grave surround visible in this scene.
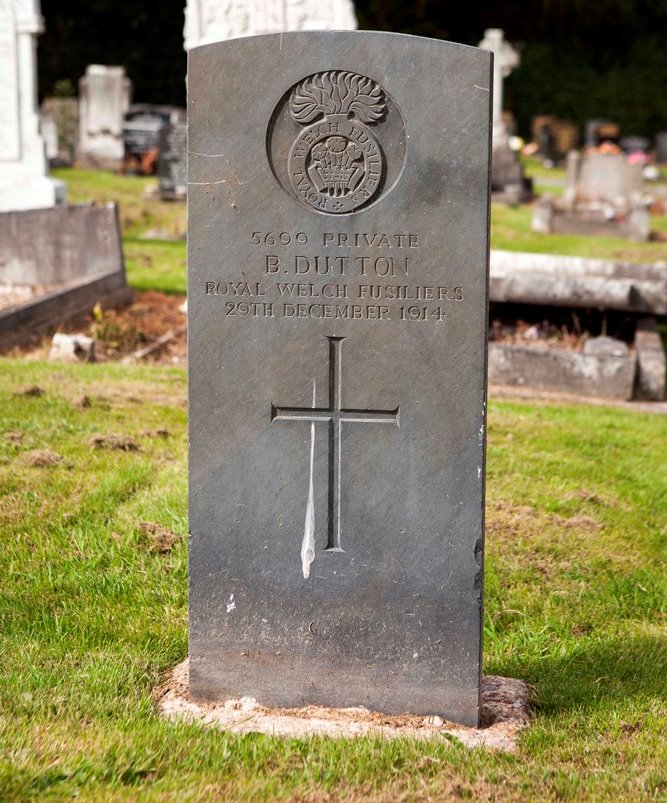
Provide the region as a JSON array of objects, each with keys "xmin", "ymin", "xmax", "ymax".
[
  {"xmin": 188, "ymin": 32, "xmax": 492, "ymax": 727},
  {"xmin": 0, "ymin": 0, "xmax": 64, "ymax": 210},
  {"xmin": 78, "ymin": 65, "xmax": 131, "ymax": 169},
  {"xmin": 184, "ymin": 0, "xmax": 356, "ymax": 50}
]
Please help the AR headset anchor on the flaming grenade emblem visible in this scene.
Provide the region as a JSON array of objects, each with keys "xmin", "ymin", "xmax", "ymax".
[{"xmin": 288, "ymin": 71, "xmax": 387, "ymax": 214}]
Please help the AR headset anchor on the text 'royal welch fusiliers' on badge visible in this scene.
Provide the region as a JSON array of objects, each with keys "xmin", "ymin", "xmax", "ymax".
[{"xmin": 267, "ymin": 65, "xmax": 407, "ymax": 216}]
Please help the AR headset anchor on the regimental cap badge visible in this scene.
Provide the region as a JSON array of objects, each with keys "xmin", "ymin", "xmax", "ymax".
[{"xmin": 287, "ymin": 71, "xmax": 387, "ymax": 214}]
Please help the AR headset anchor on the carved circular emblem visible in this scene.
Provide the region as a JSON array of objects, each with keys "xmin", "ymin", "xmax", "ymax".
[
  {"xmin": 287, "ymin": 72, "xmax": 385, "ymax": 214},
  {"xmin": 267, "ymin": 71, "xmax": 406, "ymax": 215}
]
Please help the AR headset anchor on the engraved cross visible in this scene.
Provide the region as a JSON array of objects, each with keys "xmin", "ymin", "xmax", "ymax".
[{"xmin": 271, "ymin": 336, "xmax": 399, "ymax": 552}]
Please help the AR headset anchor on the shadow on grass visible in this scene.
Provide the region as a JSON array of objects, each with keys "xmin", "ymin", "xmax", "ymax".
[{"xmin": 498, "ymin": 632, "xmax": 666, "ymax": 716}]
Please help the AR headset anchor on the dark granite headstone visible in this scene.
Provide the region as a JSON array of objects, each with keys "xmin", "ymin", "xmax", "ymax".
[
  {"xmin": 158, "ymin": 122, "xmax": 187, "ymax": 200},
  {"xmin": 188, "ymin": 31, "xmax": 491, "ymax": 727},
  {"xmin": 655, "ymin": 132, "xmax": 667, "ymax": 165}
]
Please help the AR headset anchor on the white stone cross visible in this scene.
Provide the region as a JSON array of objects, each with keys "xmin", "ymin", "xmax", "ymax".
[{"xmin": 478, "ymin": 28, "xmax": 520, "ymax": 144}]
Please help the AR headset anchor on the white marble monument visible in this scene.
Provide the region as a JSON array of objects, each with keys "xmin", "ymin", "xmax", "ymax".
[
  {"xmin": 478, "ymin": 28, "xmax": 519, "ymax": 147},
  {"xmin": 0, "ymin": 0, "xmax": 64, "ymax": 211},
  {"xmin": 184, "ymin": 0, "xmax": 356, "ymax": 50},
  {"xmin": 78, "ymin": 65, "xmax": 131, "ymax": 170},
  {"xmin": 478, "ymin": 28, "xmax": 527, "ymax": 199}
]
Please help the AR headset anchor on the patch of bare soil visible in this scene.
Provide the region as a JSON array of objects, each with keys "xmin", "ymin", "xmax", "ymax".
[
  {"xmin": 16, "ymin": 291, "xmax": 187, "ymax": 366},
  {"xmin": 22, "ymin": 449, "xmax": 64, "ymax": 467},
  {"xmin": 89, "ymin": 291, "xmax": 187, "ymax": 364},
  {"xmin": 138, "ymin": 521, "xmax": 181, "ymax": 553},
  {"xmin": 156, "ymin": 660, "xmax": 533, "ymax": 752},
  {"xmin": 90, "ymin": 434, "xmax": 141, "ymax": 452},
  {"xmin": 13, "ymin": 385, "xmax": 45, "ymax": 397}
]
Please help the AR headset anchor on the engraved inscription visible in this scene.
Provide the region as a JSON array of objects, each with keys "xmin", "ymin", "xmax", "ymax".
[
  {"xmin": 206, "ymin": 228, "xmax": 467, "ymax": 324},
  {"xmin": 287, "ymin": 72, "xmax": 386, "ymax": 214},
  {"xmin": 272, "ymin": 336, "xmax": 399, "ymax": 555}
]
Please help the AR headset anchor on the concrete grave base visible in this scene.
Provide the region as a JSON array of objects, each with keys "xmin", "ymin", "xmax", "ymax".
[{"xmin": 157, "ymin": 660, "xmax": 532, "ymax": 752}]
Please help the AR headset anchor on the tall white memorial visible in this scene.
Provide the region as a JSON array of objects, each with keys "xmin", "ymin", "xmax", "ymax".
[
  {"xmin": 0, "ymin": 0, "xmax": 64, "ymax": 211},
  {"xmin": 184, "ymin": 0, "xmax": 357, "ymax": 50},
  {"xmin": 478, "ymin": 27, "xmax": 528, "ymax": 200},
  {"xmin": 478, "ymin": 28, "xmax": 519, "ymax": 147}
]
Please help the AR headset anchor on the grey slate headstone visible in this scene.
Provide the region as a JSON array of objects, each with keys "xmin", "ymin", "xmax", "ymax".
[
  {"xmin": 158, "ymin": 122, "xmax": 187, "ymax": 200},
  {"xmin": 188, "ymin": 31, "xmax": 491, "ymax": 727}
]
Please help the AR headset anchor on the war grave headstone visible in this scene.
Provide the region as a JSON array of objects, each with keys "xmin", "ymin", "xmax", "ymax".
[
  {"xmin": 78, "ymin": 65, "xmax": 131, "ymax": 170},
  {"xmin": 0, "ymin": 0, "xmax": 64, "ymax": 210},
  {"xmin": 188, "ymin": 32, "xmax": 492, "ymax": 727}
]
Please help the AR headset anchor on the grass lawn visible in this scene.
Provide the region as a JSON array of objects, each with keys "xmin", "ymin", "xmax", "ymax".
[
  {"xmin": 0, "ymin": 361, "xmax": 665, "ymax": 800},
  {"xmin": 52, "ymin": 167, "xmax": 667, "ymax": 301}
]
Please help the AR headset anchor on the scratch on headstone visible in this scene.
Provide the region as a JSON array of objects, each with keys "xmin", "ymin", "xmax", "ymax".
[
  {"xmin": 474, "ymin": 84, "xmax": 490, "ymax": 92},
  {"xmin": 301, "ymin": 380, "xmax": 316, "ymax": 579},
  {"xmin": 226, "ymin": 594, "xmax": 236, "ymax": 613}
]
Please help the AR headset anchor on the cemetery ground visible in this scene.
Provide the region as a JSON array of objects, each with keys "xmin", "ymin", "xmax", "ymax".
[
  {"xmin": 1, "ymin": 360, "xmax": 665, "ymax": 800},
  {"xmin": 0, "ymin": 165, "xmax": 665, "ymax": 799}
]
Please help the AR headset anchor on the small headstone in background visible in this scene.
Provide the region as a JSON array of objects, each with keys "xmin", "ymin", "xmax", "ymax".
[
  {"xmin": 78, "ymin": 65, "xmax": 131, "ymax": 170},
  {"xmin": 535, "ymin": 151, "xmax": 649, "ymax": 241},
  {"xmin": 41, "ymin": 97, "xmax": 79, "ymax": 167},
  {"xmin": 188, "ymin": 31, "xmax": 491, "ymax": 727},
  {"xmin": 0, "ymin": 0, "xmax": 64, "ymax": 210},
  {"xmin": 654, "ymin": 132, "xmax": 667, "ymax": 165},
  {"xmin": 532, "ymin": 116, "xmax": 579, "ymax": 164},
  {"xmin": 123, "ymin": 105, "xmax": 185, "ymax": 176},
  {"xmin": 158, "ymin": 122, "xmax": 187, "ymax": 200}
]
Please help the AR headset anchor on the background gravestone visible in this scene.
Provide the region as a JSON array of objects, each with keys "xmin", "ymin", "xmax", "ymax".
[
  {"xmin": 478, "ymin": 28, "xmax": 530, "ymax": 202},
  {"xmin": 183, "ymin": 0, "xmax": 357, "ymax": 50},
  {"xmin": 41, "ymin": 97, "xmax": 79, "ymax": 167},
  {"xmin": 188, "ymin": 31, "xmax": 491, "ymax": 727},
  {"xmin": 158, "ymin": 122, "xmax": 188, "ymax": 200},
  {"xmin": 78, "ymin": 65, "xmax": 131, "ymax": 170}
]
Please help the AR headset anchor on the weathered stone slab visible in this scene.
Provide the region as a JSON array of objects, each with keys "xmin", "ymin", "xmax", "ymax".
[
  {"xmin": 488, "ymin": 343, "xmax": 637, "ymax": 400},
  {"xmin": 489, "ymin": 250, "xmax": 667, "ymax": 315},
  {"xmin": 188, "ymin": 32, "xmax": 491, "ymax": 727}
]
